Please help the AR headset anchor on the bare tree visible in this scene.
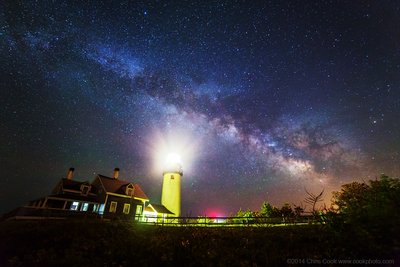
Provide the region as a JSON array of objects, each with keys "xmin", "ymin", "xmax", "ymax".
[{"xmin": 304, "ymin": 188, "xmax": 324, "ymax": 218}]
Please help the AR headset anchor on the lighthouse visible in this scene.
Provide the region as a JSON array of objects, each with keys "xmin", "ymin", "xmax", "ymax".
[{"xmin": 161, "ymin": 153, "xmax": 183, "ymax": 217}]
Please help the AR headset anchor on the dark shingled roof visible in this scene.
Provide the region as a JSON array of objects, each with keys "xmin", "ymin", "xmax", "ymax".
[
  {"xmin": 97, "ymin": 175, "xmax": 149, "ymax": 200},
  {"xmin": 60, "ymin": 178, "xmax": 90, "ymax": 191}
]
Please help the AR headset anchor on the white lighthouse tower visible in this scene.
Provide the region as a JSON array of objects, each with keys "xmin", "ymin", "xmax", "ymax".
[{"xmin": 161, "ymin": 153, "xmax": 183, "ymax": 217}]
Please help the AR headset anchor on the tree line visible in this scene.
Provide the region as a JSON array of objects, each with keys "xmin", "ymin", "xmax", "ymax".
[{"xmin": 234, "ymin": 174, "xmax": 400, "ymax": 227}]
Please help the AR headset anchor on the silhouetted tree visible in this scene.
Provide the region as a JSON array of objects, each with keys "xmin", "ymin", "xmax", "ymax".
[
  {"xmin": 280, "ymin": 203, "xmax": 294, "ymax": 224},
  {"xmin": 292, "ymin": 203, "xmax": 304, "ymax": 218},
  {"xmin": 331, "ymin": 174, "xmax": 400, "ymax": 253},
  {"xmin": 332, "ymin": 174, "xmax": 400, "ymax": 225},
  {"xmin": 235, "ymin": 208, "xmax": 245, "ymax": 218},
  {"xmin": 235, "ymin": 208, "xmax": 255, "ymax": 224},
  {"xmin": 280, "ymin": 203, "xmax": 293, "ymax": 217},
  {"xmin": 332, "ymin": 181, "xmax": 369, "ymax": 220},
  {"xmin": 304, "ymin": 188, "xmax": 324, "ymax": 219},
  {"xmin": 259, "ymin": 201, "xmax": 279, "ymax": 217},
  {"xmin": 243, "ymin": 208, "xmax": 254, "ymax": 218}
]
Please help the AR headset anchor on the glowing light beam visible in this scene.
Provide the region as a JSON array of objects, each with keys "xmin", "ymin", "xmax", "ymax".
[{"xmin": 147, "ymin": 127, "xmax": 200, "ymax": 177}]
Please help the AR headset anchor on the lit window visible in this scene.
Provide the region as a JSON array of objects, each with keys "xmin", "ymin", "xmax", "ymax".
[
  {"xmin": 82, "ymin": 203, "xmax": 89, "ymax": 211},
  {"xmin": 98, "ymin": 204, "xmax": 105, "ymax": 215},
  {"xmin": 126, "ymin": 188, "xmax": 134, "ymax": 196},
  {"xmin": 136, "ymin": 205, "xmax": 143, "ymax": 215},
  {"xmin": 109, "ymin": 201, "xmax": 117, "ymax": 213},
  {"xmin": 93, "ymin": 204, "xmax": 98, "ymax": 212},
  {"xmin": 123, "ymin": 203, "xmax": 130, "ymax": 214},
  {"xmin": 126, "ymin": 184, "xmax": 135, "ymax": 196},
  {"xmin": 70, "ymin": 201, "xmax": 79, "ymax": 211}
]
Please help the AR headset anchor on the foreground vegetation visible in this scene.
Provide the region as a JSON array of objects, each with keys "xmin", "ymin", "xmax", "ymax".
[
  {"xmin": 235, "ymin": 175, "xmax": 400, "ymax": 228},
  {"xmin": 0, "ymin": 219, "xmax": 398, "ymax": 266}
]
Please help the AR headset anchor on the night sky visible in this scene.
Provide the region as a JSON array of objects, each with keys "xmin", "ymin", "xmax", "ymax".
[{"xmin": 1, "ymin": 1, "xmax": 400, "ymax": 216}]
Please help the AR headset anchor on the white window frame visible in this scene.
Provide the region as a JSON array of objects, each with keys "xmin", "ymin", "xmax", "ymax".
[
  {"xmin": 136, "ymin": 205, "xmax": 143, "ymax": 215},
  {"xmin": 123, "ymin": 203, "xmax": 130, "ymax": 214},
  {"xmin": 81, "ymin": 202, "xmax": 89, "ymax": 211},
  {"xmin": 109, "ymin": 201, "xmax": 117, "ymax": 213},
  {"xmin": 126, "ymin": 184, "xmax": 135, "ymax": 196}
]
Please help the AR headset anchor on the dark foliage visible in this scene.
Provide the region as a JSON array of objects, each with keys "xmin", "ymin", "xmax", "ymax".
[
  {"xmin": 329, "ymin": 175, "xmax": 400, "ymax": 257},
  {"xmin": 0, "ymin": 219, "xmax": 398, "ymax": 267}
]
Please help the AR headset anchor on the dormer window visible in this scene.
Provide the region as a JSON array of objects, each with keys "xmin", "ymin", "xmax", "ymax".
[
  {"xmin": 126, "ymin": 183, "xmax": 135, "ymax": 196},
  {"xmin": 81, "ymin": 185, "xmax": 90, "ymax": 196}
]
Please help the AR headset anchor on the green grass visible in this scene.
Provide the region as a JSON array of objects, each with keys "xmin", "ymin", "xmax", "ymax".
[{"xmin": 0, "ymin": 220, "xmax": 397, "ymax": 266}]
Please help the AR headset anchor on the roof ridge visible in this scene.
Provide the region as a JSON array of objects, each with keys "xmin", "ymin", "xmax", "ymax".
[{"xmin": 98, "ymin": 174, "xmax": 132, "ymax": 183}]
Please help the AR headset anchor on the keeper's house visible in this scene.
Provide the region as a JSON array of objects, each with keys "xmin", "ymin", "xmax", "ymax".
[{"xmin": 2, "ymin": 168, "xmax": 172, "ymax": 221}]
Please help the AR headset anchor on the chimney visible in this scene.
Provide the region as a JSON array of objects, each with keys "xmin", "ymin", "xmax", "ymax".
[
  {"xmin": 66, "ymin": 167, "xmax": 75, "ymax": 180},
  {"xmin": 113, "ymin": 168, "xmax": 120, "ymax": 179}
]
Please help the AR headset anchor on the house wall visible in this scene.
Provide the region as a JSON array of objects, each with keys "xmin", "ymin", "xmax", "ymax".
[
  {"xmin": 45, "ymin": 199, "xmax": 65, "ymax": 209},
  {"xmin": 103, "ymin": 195, "xmax": 143, "ymax": 220}
]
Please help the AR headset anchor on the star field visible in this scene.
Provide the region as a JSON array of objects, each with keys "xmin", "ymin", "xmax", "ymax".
[{"xmin": 1, "ymin": 1, "xmax": 400, "ymax": 215}]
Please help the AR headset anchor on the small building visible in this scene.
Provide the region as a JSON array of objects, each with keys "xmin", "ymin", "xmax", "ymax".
[{"xmin": 143, "ymin": 203, "xmax": 174, "ymax": 223}]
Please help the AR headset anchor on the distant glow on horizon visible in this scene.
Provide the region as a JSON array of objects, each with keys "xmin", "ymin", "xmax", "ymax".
[{"xmin": 204, "ymin": 208, "xmax": 226, "ymax": 218}]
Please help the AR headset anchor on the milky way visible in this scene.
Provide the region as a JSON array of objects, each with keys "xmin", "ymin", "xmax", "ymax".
[{"xmin": 1, "ymin": 1, "xmax": 400, "ymax": 215}]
